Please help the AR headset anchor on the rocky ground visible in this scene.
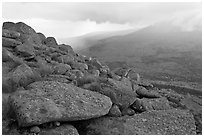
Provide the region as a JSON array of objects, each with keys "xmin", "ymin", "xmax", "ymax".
[{"xmin": 2, "ymin": 22, "xmax": 202, "ymax": 135}]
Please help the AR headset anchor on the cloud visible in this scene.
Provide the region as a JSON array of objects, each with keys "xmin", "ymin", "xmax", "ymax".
[
  {"xmin": 2, "ymin": 2, "xmax": 202, "ymax": 38},
  {"xmin": 3, "ymin": 2, "xmax": 201, "ymax": 23},
  {"xmin": 2, "ymin": 18, "xmax": 136, "ymax": 39}
]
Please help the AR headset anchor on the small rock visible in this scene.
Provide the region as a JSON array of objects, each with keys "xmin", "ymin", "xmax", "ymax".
[
  {"xmin": 131, "ymin": 97, "xmax": 171, "ymax": 112},
  {"xmin": 30, "ymin": 126, "xmax": 40, "ymax": 134},
  {"xmin": 54, "ymin": 121, "xmax": 60, "ymax": 127},
  {"xmin": 136, "ymin": 87, "xmax": 161, "ymax": 98},
  {"xmin": 108, "ymin": 104, "xmax": 122, "ymax": 117},
  {"xmin": 121, "ymin": 108, "xmax": 135, "ymax": 116}
]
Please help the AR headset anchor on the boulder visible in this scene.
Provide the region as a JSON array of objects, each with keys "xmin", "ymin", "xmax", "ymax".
[
  {"xmin": 99, "ymin": 78, "xmax": 137, "ymax": 109},
  {"xmin": 2, "ymin": 29, "xmax": 21, "ymax": 39},
  {"xmin": 71, "ymin": 62, "xmax": 88, "ymax": 71},
  {"xmin": 54, "ymin": 55, "xmax": 75, "ymax": 65},
  {"xmin": 2, "ymin": 75, "xmax": 17, "ymax": 93},
  {"xmin": 3, "ymin": 22, "xmax": 15, "ymax": 29},
  {"xmin": 9, "ymin": 81, "xmax": 112, "ymax": 127},
  {"xmin": 2, "ymin": 37, "xmax": 22, "ymax": 48},
  {"xmin": 10, "ymin": 22, "xmax": 36, "ymax": 35},
  {"xmin": 58, "ymin": 44, "xmax": 75, "ymax": 55},
  {"xmin": 136, "ymin": 87, "xmax": 161, "ymax": 98},
  {"xmin": 37, "ymin": 32, "xmax": 46, "ymax": 44},
  {"xmin": 16, "ymin": 43, "xmax": 35, "ymax": 57},
  {"xmin": 69, "ymin": 70, "xmax": 84, "ymax": 79},
  {"xmin": 39, "ymin": 124, "xmax": 79, "ymax": 135},
  {"xmin": 2, "ymin": 93, "xmax": 14, "ymax": 119},
  {"xmin": 131, "ymin": 97, "xmax": 171, "ymax": 112},
  {"xmin": 2, "ymin": 48, "xmax": 14, "ymax": 62},
  {"xmin": 44, "ymin": 37, "xmax": 58, "ymax": 47},
  {"xmin": 89, "ymin": 69, "xmax": 100, "ymax": 77},
  {"xmin": 87, "ymin": 58, "xmax": 103, "ymax": 70},
  {"xmin": 81, "ymin": 109, "xmax": 196, "ymax": 135},
  {"xmin": 53, "ymin": 63, "xmax": 71, "ymax": 75},
  {"xmin": 12, "ymin": 63, "xmax": 40, "ymax": 87},
  {"xmin": 7, "ymin": 22, "xmax": 41, "ymax": 46},
  {"xmin": 35, "ymin": 56, "xmax": 54, "ymax": 76}
]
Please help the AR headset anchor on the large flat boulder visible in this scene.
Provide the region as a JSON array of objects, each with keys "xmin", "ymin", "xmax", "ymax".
[
  {"xmin": 9, "ymin": 81, "xmax": 112, "ymax": 127},
  {"xmin": 81, "ymin": 109, "xmax": 196, "ymax": 135}
]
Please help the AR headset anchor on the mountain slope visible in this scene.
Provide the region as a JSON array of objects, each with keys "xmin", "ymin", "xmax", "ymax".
[{"xmin": 77, "ymin": 23, "xmax": 202, "ymax": 83}]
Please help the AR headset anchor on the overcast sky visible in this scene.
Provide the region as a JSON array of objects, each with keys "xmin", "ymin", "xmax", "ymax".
[{"xmin": 2, "ymin": 2, "xmax": 202, "ymax": 40}]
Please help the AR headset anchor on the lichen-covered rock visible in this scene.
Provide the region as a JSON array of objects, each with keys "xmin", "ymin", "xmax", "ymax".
[
  {"xmin": 16, "ymin": 43, "xmax": 35, "ymax": 57},
  {"xmin": 53, "ymin": 63, "xmax": 71, "ymax": 75},
  {"xmin": 2, "ymin": 75, "xmax": 17, "ymax": 93},
  {"xmin": 7, "ymin": 22, "xmax": 42, "ymax": 46},
  {"xmin": 136, "ymin": 87, "xmax": 161, "ymax": 98},
  {"xmin": 99, "ymin": 78, "xmax": 137, "ymax": 109},
  {"xmin": 12, "ymin": 63, "xmax": 40, "ymax": 87},
  {"xmin": 2, "ymin": 29, "xmax": 21, "ymax": 39},
  {"xmin": 121, "ymin": 108, "xmax": 135, "ymax": 116},
  {"xmin": 69, "ymin": 69, "xmax": 84, "ymax": 79},
  {"xmin": 132, "ymin": 97, "xmax": 171, "ymax": 112},
  {"xmin": 37, "ymin": 32, "xmax": 46, "ymax": 44},
  {"xmin": 2, "ymin": 48, "xmax": 14, "ymax": 62},
  {"xmin": 58, "ymin": 44, "xmax": 75, "ymax": 55},
  {"xmin": 81, "ymin": 109, "xmax": 196, "ymax": 135},
  {"xmin": 3, "ymin": 22, "xmax": 15, "ymax": 29},
  {"xmin": 54, "ymin": 55, "xmax": 75, "ymax": 65},
  {"xmin": 9, "ymin": 81, "xmax": 112, "ymax": 127},
  {"xmin": 44, "ymin": 37, "xmax": 58, "ymax": 47},
  {"xmin": 2, "ymin": 93, "xmax": 13, "ymax": 119},
  {"xmin": 87, "ymin": 58, "xmax": 103, "ymax": 70},
  {"xmin": 39, "ymin": 124, "xmax": 79, "ymax": 135},
  {"xmin": 71, "ymin": 62, "xmax": 88, "ymax": 71},
  {"xmin": 10, "ymin": 22, "xmax": 36, "ymax": 35},
  {"xmin": 2, "ymin": 37, "xmax": 22, "ymax": 48}
]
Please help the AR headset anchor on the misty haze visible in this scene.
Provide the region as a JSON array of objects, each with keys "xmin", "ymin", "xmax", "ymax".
[{"xmin": 2, "ymin": 2, "xmax": 202, "ymax": 135}]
